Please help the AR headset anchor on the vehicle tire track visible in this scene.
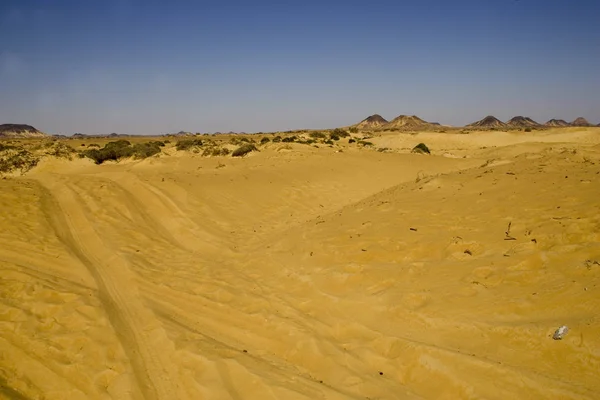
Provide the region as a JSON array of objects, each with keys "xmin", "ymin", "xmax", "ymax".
[
  {"xmin": 103, "ymin": 173, "xmax": 228, "ymax": 255},
  {"xmin": 36, "ymin": 175, "xmax": 190, "ymax": 400}
]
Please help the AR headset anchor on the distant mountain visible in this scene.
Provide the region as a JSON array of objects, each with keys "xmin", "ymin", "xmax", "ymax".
[
  {"xmin": 353, "ymin": 114, "xmax": 389, "ymax": 130},
  {"xmin": 0, "ymin": 124, "xmax": 47, "ymax": 138},
  {"xmin": 466, "ymin": 116, "xmax": 507, "ymax": 129},
  {"xmin": 544, "ymin": 119, "xmax": 570, "ymax": 127},
  {"xmin": 506, "ymin": 116, "xmax": 540, "ymax": 127},
  {"xmin": 382, "ymin": 115, "xmax": 433, "ymax": 130},
  {"xmin": 571, "ymin": 117, "xmax": 592, "ymax": 127}
]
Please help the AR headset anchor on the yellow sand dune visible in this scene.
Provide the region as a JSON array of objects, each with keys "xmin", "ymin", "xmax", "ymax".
[{"xmin": 1, "ymin": 129, "xmax": 599, "ymax": 399}]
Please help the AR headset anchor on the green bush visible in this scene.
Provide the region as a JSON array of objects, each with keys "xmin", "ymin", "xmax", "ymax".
[
  {"xmin": 83, "ymin": 148, "xmax": 130, "ymax": 164},
  {"xmin": 104, "ymin": 140, "xmax": 131, "ymax": 150},
  {"xmin": 412, "ymin": 143, "xmax": 430, "ymax": 154},
  {"xmin": 281, "ymin": 136, "xmax": 297, "ymax": 143},
  {"xmin": 260, "ymin": 137, "xmax": 270, "ymax": 144},
  {"xmin": 331, "ymin": 128, "xmax": 350, "ymax": 138},
  {"xmin": 349, "ymin": 127, "xmax": 359, "ymax": 133},
  {"xmin": 202, "ymin": 147, "xmax": 230, "ymax": 157},
  {"xmin": 273, "ymin": 136, "xmax": 282, "ymax": 143},
  {"xmin": 229, "ymin": 137, "xmax": 252, "ymax": 145},
  {"xmin": 232, "ymin": 144, "xmax": 258, "ymax": 157},
  {"xmin": 46, "ymin": 142, "xmax": 76, "ymax": 159},
  {"xmin": 132, "ymin": 142, "xmax": 162, "ymax": 159},
  {"xmin": 176, "ymin": 138, "xmax": 203, "ymax": 151},
  {"xmin": 348, "ymin": 138, "xmax": 356, "ymax": 143},
  {"xmin": 82, "ymin": 140, "xmax": 162, "ymax": 164},
  {"xmin": 309, "ymin": 131, "xmax": 326, "ymax": 139},
  {"xmin": 0, "ymin": 148, "xmax": 39, "ymax": 173}
]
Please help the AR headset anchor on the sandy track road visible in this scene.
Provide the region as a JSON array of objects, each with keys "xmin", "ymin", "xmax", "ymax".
[{"xmin": 36, "ymin": 175, "xmax": 190, "ymax": 400}]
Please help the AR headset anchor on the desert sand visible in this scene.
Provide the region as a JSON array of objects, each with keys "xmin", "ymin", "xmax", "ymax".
[{"xmin": 1, "ymin": 128, "xmax": 600, "ymax": 399}]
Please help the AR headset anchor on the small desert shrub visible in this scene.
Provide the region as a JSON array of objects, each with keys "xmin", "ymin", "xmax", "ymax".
[
  {"xmin": 524, "ymin": 128, "xmax": 532, "ymax": 132},
  {"xmin": 331, "ymin": 128, "xmax": 350, "ymax": 138},
  {"xmin": 309, "ymin": 131, "xmax": 326, "ymax": 139},
  {"xmin": 87, "ymin": 143, "xmax": 100, "ymax": 148},
  {"xmin": 105, "ymin": 140, "xmax": 131, "ymax": 150},
  {"xmin": 329, "ymin": 133, "xmax": 340, "ymax": 141},
  {"xmin": 202, "ymin": 147, "xmax": 230, "ymax": 157},
  {"xmin": 260, "ymin": 137, "xmax": 270, "ymax": 144},
  {"xmin": 232, "ymin": 143, "xmax": 258, "ymax": 157},
  {"xmin": 0, "ymin": 148, "xmax": 39, "ymax": 173},
  {"xmin": 229, "ymin": 137, "xmax": 251, "ymax": 145},
  {"xmin": 324, "ymin": 139, "xmax": 334, "ymax": 145},
  {"xmin": 0, "ymin": 143, "xmax": 17, "ymax": 151},
  {"xmin": 348, "ymin": 138, "xmax": 356, "ymax": 143},
  {"xmin": 46, "ymin": 142, "xmax": 77, "ymax": 159},
  {"xmin": 377, "ymin": 147, "xmax": 390, "ymax": 152},
  {"xmin": 131, "ymin": 142, "xmax": 162, "ymax": 159},
  {"xmin": 412, "ymin": 143, "xmax": 430, "ymax": 154},
  {"xmin": 83, "ymin": 147, "xmax": 128, "ymax": 164},
  {"xmin": 357, "ymin": 140, "xmax": 373, "ymax": 147},
  {"xmin": 272, "ymin": 135, "xmax": 282, "ymax": 143},
  {"xmin": 82, "ymin": 140, "xmax": 162, "ymax": 164},
  {"xmin": 281, "ymin": 136, "xmax": 297, "ymax": 143},
  {"xmin": 176, "ymin": 138, "xmax": 203, "ymax": 151},
  {"xmin": 349, "ymin": 127, "xmax": 358, "ymax": 133}
]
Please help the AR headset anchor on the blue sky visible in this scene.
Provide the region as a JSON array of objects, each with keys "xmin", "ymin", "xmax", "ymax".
[{"xmin": 1, "ymin": 0, "xmax": 599, "ymax": 134}]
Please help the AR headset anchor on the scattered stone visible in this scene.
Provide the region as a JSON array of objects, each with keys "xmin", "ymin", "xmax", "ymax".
[{"xmin": 552, "ymin": 326, "xmax": 569, "ymax": 340}]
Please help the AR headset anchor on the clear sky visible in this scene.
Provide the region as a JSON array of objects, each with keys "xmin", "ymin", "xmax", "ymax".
[{"xmin": 1, "ymin": 0, "xmax": 599, "ymax": 134}]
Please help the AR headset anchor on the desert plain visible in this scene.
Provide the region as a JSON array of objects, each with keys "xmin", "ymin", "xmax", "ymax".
[{"xmin": 1, "ymin": 127, "xmax": 600, "ymax": 399}]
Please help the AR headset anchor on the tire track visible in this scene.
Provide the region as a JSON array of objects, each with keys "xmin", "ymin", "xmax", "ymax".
[
  {"xmin": 36, "ymin": 175, "xmax": 190, "ymax": 400},
  {"xmin": 103, "ymin": 173, "xmax": 228, "ymax": 255}
]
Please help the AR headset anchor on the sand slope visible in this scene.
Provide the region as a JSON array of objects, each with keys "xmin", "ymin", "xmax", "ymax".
[{"xmin": 1, "ymin": 129, "xmax": 600, "ymax": 399}]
